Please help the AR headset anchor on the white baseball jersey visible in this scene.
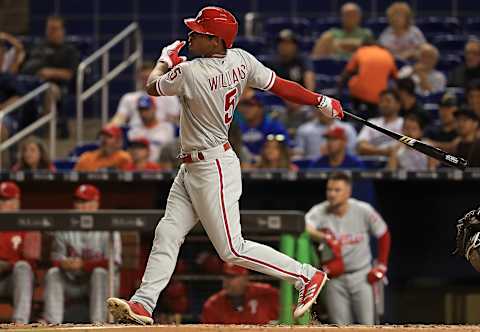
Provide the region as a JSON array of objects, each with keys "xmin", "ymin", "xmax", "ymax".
[
  {"xmin": 305, "ymin": 198, "xmax": 387, "ymax": 272},
  {"xmin": 128, "ymin": 121, "xmax": 176, "ymax": 161},
  {"xmin": 357, "ymin": 117, "xmax": 403, "ymax": 149},
  {"xmin": 155, "ymin": 48, "xmax": 276, "ymax": 151}
]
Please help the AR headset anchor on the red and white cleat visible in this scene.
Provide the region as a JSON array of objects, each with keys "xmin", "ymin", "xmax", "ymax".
[
  {"xmin": 293, "ymin": 271, "xmax": 329, "ymax": 319},
  {"xmin": 107, "ymin": 297, "xmax": 154, "ymax": 325}
]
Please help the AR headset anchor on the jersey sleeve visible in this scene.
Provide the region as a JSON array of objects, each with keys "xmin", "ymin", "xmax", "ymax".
[
  {"xmin": 115, "ymin": 93, "xmax": 134, "ymax": 119},
  {"xmin": 357, "ymin": 124, "xmax": 373, "ymax": 143},
  {"xmin": 243, "ymin": 50, "xmax": 276, "ymax": 91},
  {"xmin": 363, "ymin": 203, "xmax": 388, "ymax": 238},
  {"xmin": 305, "ymin": 206, "xmax": 325, "ymax": 229},
  {"xmin": 51, "ymin": 233, "xmax": 68, "ymax": 261},
  {"xmin": 155, "ymin": 63, "xmax": 189, "ymax": 96}
]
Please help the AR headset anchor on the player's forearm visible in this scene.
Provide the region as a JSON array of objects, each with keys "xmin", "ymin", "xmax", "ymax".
[
  {"xmin": 269, "ymin": 77, "xmax": 319, "ymax": 105},
  {"xmin": 146, "ymin": 62, "xmax": 169, "ymax": 96},
  {"xmin": 306, "ymin": 224, "xmax": 326, "ymax": 242},
  {"xmin": 357, "ymin": 141, "xmax": 390, "ymax": 156},
  {"xmin": 376, "ymin": 230, "xmax": 391, "ymax": 266}
]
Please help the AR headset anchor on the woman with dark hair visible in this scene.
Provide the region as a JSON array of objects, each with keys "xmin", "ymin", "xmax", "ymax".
[
  {"xmin": 256, "ymin": 134, "xmax": 298, "ymax": 171},
  {"xmin": 12, "ymin": 136, "xmax": 55, "ymax": 171}
]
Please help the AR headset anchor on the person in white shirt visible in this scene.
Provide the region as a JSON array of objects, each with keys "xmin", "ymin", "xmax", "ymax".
[
  {"xmin": 357, "ymin": 89, "xmax": 404, "ymax": 157},
  {"xmin": 127, "ymin": 95, "xmax": 175, "ymax": 162},
  {"xmin": 109, "ymin": 62, "xmax": 181, "ymax": 127},
  {"xmin": 398, "ymin": 43, "xmax": 446, "ymax": 96}
]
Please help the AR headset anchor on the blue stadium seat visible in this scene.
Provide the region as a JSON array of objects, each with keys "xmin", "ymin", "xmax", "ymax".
[
  {"xmin": 65, "ymin": 36, "xmax": 94, "ymax": 59},
  {"xmin": 53, "ymin": 159, "xmax": 77, "ymax": 171},
  {"xmin": 418, "ymin": 91, "xmax": 444, "ymax": 105},
  {"xmin": 293, "ymin": 159, "xmax": 314, "ymax": 169},
  {"xmin": 69, "ymin": 143, "xmax": 99, "ymax": 158},
  {"xmin": 264, "ymin": 17, "xmax": 312, "ymax": 39},
  {"xmin": 233, "ymin": 36, "xmax": 267, "ymax": 54},
  {"xmin": 365, "ymin": 17, "xmax": 389, "ymax": 37},
  {"xmin": 358, "ymin": 156, "xmax": 388, "ymax": 169},
  {"xmin": 313, "ymin": 17, "xmax": 341, "ymax": 36},
  {"xmin": 432, "ymin": 35, "xmax": 470, "ymax": 55},
  {"xmin": 255, "ymin": 91, "xmax": 285, "ymax": 107},
  {"xmin": 466, "ymin": 17, "xmax": 480, "ymax": 34},
  {"xmin": 416, "ymin": 17, "xmax": 462, "ymax": 38},
  {"xmin": 437, "ymin": 54, "xmax": 462, "ymax": 74},
  {"xmin": 315, "ymin": 74, "xmax": 337, "ymax": 90},
  {"xmin": 312, "ymin": 58, "xmax": 347, "ymax": 76}
]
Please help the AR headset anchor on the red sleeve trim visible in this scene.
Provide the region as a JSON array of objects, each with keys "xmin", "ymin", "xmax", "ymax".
[{"xmin": 377, "ymin": 230, "xmax": 391, "ymax": 266}]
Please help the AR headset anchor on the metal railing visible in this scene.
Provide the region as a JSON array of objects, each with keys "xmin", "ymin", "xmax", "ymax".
[
  {"xmin": 0, "ymin": 83, "xmax": 57, "ymax": 168},
  {"xmin": 76, "ymin": 22, "xmax": 142, "ymax": 144}
]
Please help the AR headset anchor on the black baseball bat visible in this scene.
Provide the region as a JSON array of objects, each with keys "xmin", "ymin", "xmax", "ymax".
[{"xmin": 344, "ymin": 110, "xmax": 468, "ymax": 170}]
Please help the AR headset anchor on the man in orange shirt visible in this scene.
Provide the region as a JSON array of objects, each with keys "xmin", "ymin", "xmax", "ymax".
[
  {"xmin": 0, "ymin": 182, "xmax": 41, "ymax": 323},
  {"xmin": 201, "ymin": 263, "xmax": 279, "ymax": 324},
  {"xmin": 339, "ymin": 42, "xmax": 397, "ymax": 119},
  {"xmin": 75, "ymin": 125, "xmax": 132, "ymax": 171}
]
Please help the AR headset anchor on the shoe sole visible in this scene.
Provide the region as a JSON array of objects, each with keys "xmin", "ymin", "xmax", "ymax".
[
  {"xmin": 107, "ymin": 298, "xmax": 154, "ymax": 325},
  {"xmin": 293, "ymin": 274, "xmax": 329, "ymax": 319}
]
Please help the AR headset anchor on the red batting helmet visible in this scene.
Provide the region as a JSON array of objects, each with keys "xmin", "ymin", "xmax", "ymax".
[
  {"xmin": 184, "ymin": 7, "xmax": 238, "ymax": 48},
  {"xmin": 0, "ymin": 182, "xmax": 20, "ymax": 199},
  {"xmin": 74, "ymin": 184, "xmax": 100, "ymax": 202}
]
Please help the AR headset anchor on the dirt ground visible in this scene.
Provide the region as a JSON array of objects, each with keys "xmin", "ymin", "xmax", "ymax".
[{"xmin": 1, "ymin": 324, "xmax": 480, "ymax": 332}]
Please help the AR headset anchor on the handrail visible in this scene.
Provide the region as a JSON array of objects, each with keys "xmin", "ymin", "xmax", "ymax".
[
  {"xmin": 76, "ymin": 22, "xmax": 142, "ymax": 144},
  {"xmin": 0, "ymin": 82, "xmax": 57, "ymax": 168}
]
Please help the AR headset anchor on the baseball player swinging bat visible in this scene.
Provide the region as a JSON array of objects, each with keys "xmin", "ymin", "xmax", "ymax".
[{"xmin": 344, "ymin": 111, "xmax": 468, "ymax": 170}]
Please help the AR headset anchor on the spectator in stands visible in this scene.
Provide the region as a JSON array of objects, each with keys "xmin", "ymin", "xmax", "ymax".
[
  {"xmin": 75, "ymin": 125, "xmax": 132, "ymax": 171},
  {"xmin": 201, "ymin": 263, "xmax": 279, "ymax": 324},
  {"xmin": 267, "ymin": 29, "xmax": 315, "ymax": 91},
  {"xmin": 109, "ymin": 62, "xmax": 181, "ymax": 127},
  {"xmin": 357, "ymin": 89, "xmax": 404, "ymax": 157},
  {"xmin": 256, "ymin": 134, "xmax": 297, "ymax": 171},
  {"xmin": 43, "ymin": 184, "xmax": 122, "ymax": 324},
  {"xmin": 238, "ymin": 93, "xmax": 290, "ymax": 158},
  {"xmin": 396, "ymin": 77, "xmax": 429, "ymax": 123},
  {"xmin": 309, "ymin": 126, "xmax": 364, "ymax": 169},
  {"xmin": 311, "ymin": 3, "xmax": 373, "ymax": 60},
  {"xmin": 11, "ymin": 136, "xmax": 55, "ymax": 171},
  {"xmin": 127, "ymin": 95, "xmax": 175, "ymax": 162},
  {"xmin": 398, "ymin": 43, "xmax": 446, "ymax": 96},
  {"xmin": 338, "ymin": 41, "xmax": 397, "ymax": 118},
  {"xmin": 454, "ymin": 109, "xmax": 480, "ymax": 167},
  {"xmin": 424, "ymin": 93, "xmax": 458, "ymax": 144},
  {"xmin": 467, "ymin": 79, "xmax": 480, "ymax": 120},
  {"xmin": 388, "ymin": 113, "xmax": 434, "ymax": 170},
  {"xmin": 158, "ymin": 138, "xmax": 182, "ymax": 171},
  {"xmin": 21, "ymin": 16, "xmax": 79, "ymax": 86},
  {"xmin": 125, "ymin": 138, "xmax": 162, "ymax": 171},
  {"xmin": 0, "ymin": 32, "xmax": 25, "ymax": 74},
  {"xmin": 295, "ymin": 111, "xmax": 357, "ymax": 160},
  {"xmin": 448, "ymin": 39, "xmax": 480, "ymax": 89},
  {"xmin": 378, "ymin": 2, "xmax": 426, "ymax": 61},
  {"xmin": 21, "ymin": 15, "xmax": 80, "ymax": 138},
  {"xmin": 0, "ymin": 181, "xmax": 40, "ymax": 323}
]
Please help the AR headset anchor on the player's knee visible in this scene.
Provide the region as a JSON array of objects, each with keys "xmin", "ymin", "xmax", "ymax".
[{"xmin": 13, "ymin": 260, "xmax": 32, "ymax": 273}]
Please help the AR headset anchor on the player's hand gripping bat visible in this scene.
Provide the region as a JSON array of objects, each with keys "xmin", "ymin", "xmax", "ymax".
[{"xmin": 344, "ymin": 110, "xmax": 468, "ymax": 170}]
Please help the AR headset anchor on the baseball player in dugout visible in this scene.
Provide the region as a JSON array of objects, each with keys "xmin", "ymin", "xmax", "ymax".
[
  {"xmin": 107, "ymin": 6, "xmax": 343, "ymax": 324},
  {"xmin": 0, "ymin": 182, "xmax": 40, "ymax": 324},
  {"xmin": 43, "ymin": 185, "xmax": 122, "ymax": 324},
  {"xmin": 201, "ymin": 262, "xmax": 279, "ymax": 324},
  {"xmin": 305, "ymin": 172, "xmax": 391, "ymax": 325},
  {"xmin": 454, "ymin": 206, "xmax": 480, "ymax": 272}
]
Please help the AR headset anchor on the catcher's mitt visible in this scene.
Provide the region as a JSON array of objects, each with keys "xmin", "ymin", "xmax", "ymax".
[{"xmin": 454, "ymin": 207, "xmax": 480, "ymax": 263}]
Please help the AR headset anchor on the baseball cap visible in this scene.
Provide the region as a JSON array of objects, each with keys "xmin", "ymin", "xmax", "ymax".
[
  {"xmin": 454, "ymin": 109, "xmax": 479, "ymax": 122},
  {"xmin": 277, "ymin": 29, "xmax": 298, "ymax": 44},
  {"xmin": 137, "ymin": 95, "xmax": 154, "ymax": 110},
  {"xmin": 439, "ymin": 93, "xmax": 458, "ymax": 108},
  {"xmin": 129, "ymin": 137, "xmax": 150, "ymax": 149},
  {"xmin": 0, "ymin": 182, "xmax": 20, "ymax": 199},
  {"xmin": 223, "ymin": 262, "xmax": 249, "ymax": 276},
  {"xmin": 100, "ymin": 125, "xmax": 122, "ymax": 139},
  {"xmin": 323, "ymin": 126, "xmax": 347, "ymax": 140},
  {"xmin": 74, "ymin": 184, "xmax": 100, "ymax": 202}
]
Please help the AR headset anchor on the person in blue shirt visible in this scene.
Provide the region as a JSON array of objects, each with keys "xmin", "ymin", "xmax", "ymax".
[
  {"xmin": 238, "ymin": 91, "xmax": 290, "ymax": 157},
  {"xmin": 309, "ymin": 126, "xmax": 364, "ymax": 169}
]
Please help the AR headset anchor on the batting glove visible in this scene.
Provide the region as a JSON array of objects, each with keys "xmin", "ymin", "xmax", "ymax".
[
  {"xmin": 317, "ymin": 95, "xmax": 344, "ymax": 120},
  {"xmin": 158, "ymin": 40, "xmax": 187, "ymax": 69},
  {"xmin": 367, "ymin": 264, "xmax": 387, "ymax": 284}
]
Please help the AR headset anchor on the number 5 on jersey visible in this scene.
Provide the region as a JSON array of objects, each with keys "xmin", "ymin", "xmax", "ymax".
[{"xmin": 224, "ymin": 87, "xmax": 239, "ymax": 125}]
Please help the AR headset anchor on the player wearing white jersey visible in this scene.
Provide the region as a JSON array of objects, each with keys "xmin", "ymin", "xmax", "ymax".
[{"xmin": 107, "ymin": 6, "xmax": 344, "ymax": 324}]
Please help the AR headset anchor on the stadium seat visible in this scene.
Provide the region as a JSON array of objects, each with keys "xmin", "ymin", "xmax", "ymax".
[
  {"xmin": 313, "ymin": 17, "xmax": 341, "ymax": 36},
  {"xmin": 264, "ymin": 17, "xmax": 312, "ymax": 39},
  {"xmin": 432, "ymin": 35, "xmax": 470, "ymax": 55},
  {"xmin": 312, "ymin": 58, "xmax": 347, "ymax": 76},
  {"xmin": 437, "ymin": 54, "xmax": 462, "ymax": 74},
  {"xmin": 365, "ymin": 17, "xmax": 389, "ymax": 37},
  {"xmin": 255, "ymin": 91, "xmax": 285, "ymax": 107},
  {"xmin": 416, "ymin": 17, "xmax": 462, "ymax": 38},
  {"xmin": 69, "ymin": 143, "xmax": 99, "ymax": 158},
  {"xmin": 234, "ymin": 36, "xmax": 267, "ymax": 54},
  {"xmin": 53, "ymin": 159, "xmax": 77, "ymax": 171},
  {"xmin": 315, "ymin": 74, "xmax": 337, "ymax": 90},
  {"xmin": 293, "ymin": 158, "xmax": 314, "ymax": 169},
  {"xmin": 466, "ymin": 17, "xmax": 480, "ymax": 35}
]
